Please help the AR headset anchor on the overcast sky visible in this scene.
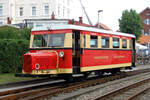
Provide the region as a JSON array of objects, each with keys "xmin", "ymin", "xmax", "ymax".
[{"xmin": 71, "ymin": 0, "xmax": 150, "ymax": 31}]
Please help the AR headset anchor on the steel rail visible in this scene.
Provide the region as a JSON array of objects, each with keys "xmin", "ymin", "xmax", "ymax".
[
  {"xmin": 95, "ymin": 77, "xmax": 150, "ymax": 100},
  {"xmin": 125, "ymin": 85, "xmax": 150, "ymax": 100}
]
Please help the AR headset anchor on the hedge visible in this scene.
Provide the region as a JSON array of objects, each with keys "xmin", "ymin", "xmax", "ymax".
[
  {"xmin": 0, "ymin": 39, "xmax": 29, "ymax": 73},
  {"xmin": 0, "ymin": 26, "xmax": 31, "ymax": 40}
]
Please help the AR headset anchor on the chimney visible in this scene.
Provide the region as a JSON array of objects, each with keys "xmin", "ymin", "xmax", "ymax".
[
  {"xmin": 79, "ymin": 17, "xmax": 82, "ymax": 23},
  {"xmin": 71, "ymin": 19, "xmax": 74, "ymax": 24},
  {"xmin": 7, "ymin": 17, "xmax": 11, "ymax": 24},
  {"xmin": 51, "ymin": 12, "xmax": 55, "ymax": 20}
]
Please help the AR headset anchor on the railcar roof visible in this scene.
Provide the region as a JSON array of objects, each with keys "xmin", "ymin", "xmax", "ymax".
[{"xmin": 32, "ymin": 24, "xmax": 135, "ymax": 38}]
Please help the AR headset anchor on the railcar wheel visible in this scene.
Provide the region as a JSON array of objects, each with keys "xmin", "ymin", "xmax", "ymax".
[
  {"xmin": 58, "ymin": 74, "xmax": 73, "ymax": 82},
  {"xmin": 64, "ymin": 74, "xmax": 74, "ymax": 82},
  {"xmin": 111, "ymin": 68, "xmax": 120, "ymax": 75},
  {"xmin": 83, "ymin": 72, "xmax": 91, "ymax": 79},
  {"xmin": 94, "ymin": 70, "xmax": 104, "ymax": 77}
]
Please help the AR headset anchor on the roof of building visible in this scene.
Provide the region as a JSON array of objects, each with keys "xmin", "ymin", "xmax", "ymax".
[
  {"xmin": 25, "ymin": 17, "xmax": 112, "ymax": 31},
  {"xmin": 32, "ymin": 24, "xmax": 135, "ymax": 38},
  {"xmin": 138, "ymin": 34, "xmax": 150, "ymax": 44},
  {"xmin": 68, "ymin": 19, "xmax": 93, "ymax": 27},
  {"xmin": 95, "ymin": 23, "xmax": 113, "ymax": 31},
  {"xmin": 140, "ymin": 7, "xmax": 150, "ymax": 14}
]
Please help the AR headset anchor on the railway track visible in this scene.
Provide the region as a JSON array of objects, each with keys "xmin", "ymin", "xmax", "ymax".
[
  {"xmin": 1, "ymin": 68, "xmax": 150, "ymax": 100},
  {"xmin": 95, "ymin": 75, "xmax": 150, "ymax": 100},
  {"xmin": 0, "ymin": 79, "xmax": 65, "ymax": 100}
]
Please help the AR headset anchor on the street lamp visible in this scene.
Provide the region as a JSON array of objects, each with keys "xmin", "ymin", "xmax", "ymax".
[{"xmin": 98, "ymin": 10, "xmax": 103, "ymax": 28}]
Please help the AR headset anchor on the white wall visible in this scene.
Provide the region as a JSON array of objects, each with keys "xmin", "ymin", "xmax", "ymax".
[
  {"xmin": 0, "ymin": 0, "xmax": 11, "ymax": 24},
  {"xmin": 0, "ymin": 0, "xmax": 73, "ymax": 24}
]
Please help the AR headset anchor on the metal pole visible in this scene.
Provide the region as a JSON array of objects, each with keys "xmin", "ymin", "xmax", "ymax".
[
  {"xmin": 98, "ymin": 10, "xmax": 103, "ymax": 28},
  {"xmin": 98, "ymin": 12, "xmax": 100, "ymax": 28}
]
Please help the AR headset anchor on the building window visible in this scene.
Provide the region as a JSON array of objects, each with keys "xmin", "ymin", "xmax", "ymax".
[
  {"xmin": 0, "ymin": 21, "xmax": 3, "ymax": 25},
  {"xmin": 142, "ymin": 30, "xmax": 144, "ymax": 34},
  {"xmin": 144, "ymin": 33, "xmax": 148, "ymax": 36},
  {"xmin": 102, "ymin": 37, "xmax": 109, "ymax": 48},
  {"xmin": 144, "ymin": 19, "xmax": 150, "ymax": 25},
  {"xmin": 146, "ymin": 13, "xmax": 150, "ymax": 16},
  {"xmin": 63, "ymin": 6, "xmax": 65, "ymax": 17},
  {"xmin": 113, "ymin": 38, "xmax": 119, "ymax": 48},
  {"xmin": 90, "ymin": 35, "xmax": 98, "ymax": 48},
  {"xmin": 27, "ymin": 23, "xmax": 34, "ymax": 28},
  {"xmin": 58, "ymin": 4, "xmax": 60, "ymax": 16},
  {"xmin": 44, "ymin": 5, "xmax": 49, "ymax": 15},
  {"xmin": 19, "ymin": 7, "xmax": 23, "ymax": 16},
  {"xmin": 122, "ymin": 39, "xmax": 127, "ymax": 48},
  {"xmin": 0, "ymin": 5, "xmax": 3, "ymax": 16},
  {"xmin": 32, "ymin": 7, "xmax": 36, "ymax": 16},
  {"xmin": 36, "ymin": 24, "xmax": 43, "ymax": 27}
]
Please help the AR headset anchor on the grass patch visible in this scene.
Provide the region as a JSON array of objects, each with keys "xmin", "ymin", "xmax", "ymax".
[{"xmin": 0, "ymin": 73, "xmax": 39, "ymax": 84}]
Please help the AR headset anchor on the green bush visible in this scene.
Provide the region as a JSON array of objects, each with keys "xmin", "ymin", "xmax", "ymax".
[
  {"xmin": 0, "ymin": 26, "xmax": 31, "ymax": 73},
  {"xmin": 0, "ymin": 26, "xmax": 31, "ymax": 40},
  {"xmin": 0, "ymin": 39, "xmax": 29, "ymax": 73}
]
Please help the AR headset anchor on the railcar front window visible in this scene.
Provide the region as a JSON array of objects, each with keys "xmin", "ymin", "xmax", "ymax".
[
  {"xmin": 48, "ymin": 34, "xmax": 65, "ymax": 47},
  {"xmin": 32, "ymin": 34, "xmax": 65, "ymax": 48},
  {"xmin": 32, "ymin": 35, "xmax": 48, "ymax": 47}
]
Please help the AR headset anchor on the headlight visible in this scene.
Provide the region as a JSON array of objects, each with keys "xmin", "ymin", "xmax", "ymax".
[
  {"xmin": 35, "ymin": 63, "xmax": 40, "ymax": 69},
  {"xmin": 59, "ymin": 51, "xmax": 64, "ymax": 57}
]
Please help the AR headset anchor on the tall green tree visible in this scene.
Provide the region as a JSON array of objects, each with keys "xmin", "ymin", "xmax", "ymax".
[{"xmin": 119, "ymin": 9, "xmax": 143, "ymax": 39}]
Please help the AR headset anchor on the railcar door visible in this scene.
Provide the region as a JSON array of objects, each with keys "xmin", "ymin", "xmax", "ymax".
[
  {"xmin": 131, "ymin": 38, "xmax": 136, "ymax": 67},
  {"xmin": 72, "ymin": 31, "xmax": 81, "ymax": 74}
]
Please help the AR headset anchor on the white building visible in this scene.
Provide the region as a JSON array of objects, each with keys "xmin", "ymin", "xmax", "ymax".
[{"xmin": 0, "ymin": 0, "xmax": 73, "ymax": 25}]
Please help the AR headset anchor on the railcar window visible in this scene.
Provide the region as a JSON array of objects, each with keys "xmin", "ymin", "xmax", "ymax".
[
  {"xmin": 48, "ymin": 34, "xmax": 65, "ymax": 47},
  {"xmin": 130, "ymin": 40, "xmax": 133, "ymax": 49},
  {"xmin": 102, "ymin": 37, "xmax": 109, "ymax": 48},
  {"xmin": 113, "ymin": 38, "xmax": 119, "ymax": 48},
  {"xmin": 83, "ymin": 35, "xmax": 86, "ymax": 47},
  {"xmin": 122, "ymin": 39, "xmax": 127, "ymax": 48},
  {"xmin": 90, "ymin": 35, "xmax": 98, "ymax": 48},
  {"xmin": 32, "ymin": 35, "xmax": 48, "ymax": 47}
]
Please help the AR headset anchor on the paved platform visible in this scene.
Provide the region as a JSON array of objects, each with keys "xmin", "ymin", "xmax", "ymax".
[
  {"xmin": 134, "ymin": 64, "xmax": 150, "ymax": 70},
  {"xmin": 122, "ymin": 64, "xmax": 150, "ymax": 72}
]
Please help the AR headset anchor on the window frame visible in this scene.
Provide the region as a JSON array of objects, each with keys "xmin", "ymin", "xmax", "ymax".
[
  {"xmin": 112, "ymin": 37, "xmax": 120, "ymax": 48},
  {"xmin": 90, "ymin": 35, "xmax": 98, "ymax": 48},
  {"xmin": 122, "ymin": 39, "xmax": 127, "ymax": 49},
  {"xmin": 0, "ymin": 5, "xmax": 3, "ymax": 16},
  {"xmin": 19, "ymin": 7, "xmax": 23, "ymax": 16},
  {"xmin": 144, "ymin": 19, "xmax": 150, "ymax": 25},
  {"xmin": 101, "ymin": 36, "xmax": 109, "ymax": 48},
  {"xmin": 32, "ymin": 33, "xmax": 66, "ymax": 48},
  {"xmin": 32, "ymin": 6, "xmax": 36, "ymax": 16},
  {"xmin": 44, "ymin": 5, "xmax": 49, "ymax": 15},
  {"xmin": 129, "ymin": 39, "xmax": 133, "ymax": 49}
]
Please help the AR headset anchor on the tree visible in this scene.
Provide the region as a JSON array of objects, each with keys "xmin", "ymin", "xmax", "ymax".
[{"xmin": 119, "ymin": 9, "xmax": 143, "ymax": 39}]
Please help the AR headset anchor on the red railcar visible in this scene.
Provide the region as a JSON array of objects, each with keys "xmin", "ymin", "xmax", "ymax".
[{"xmin": 21, "ymin": 24, "xmax": 136, "ymax": 78}]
